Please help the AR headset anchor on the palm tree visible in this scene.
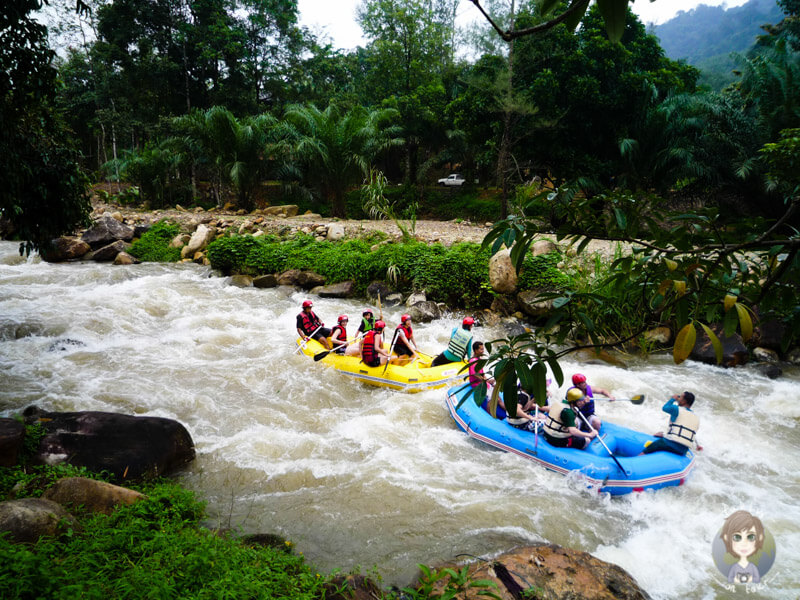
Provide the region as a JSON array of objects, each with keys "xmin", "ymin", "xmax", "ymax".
[
  {"xmin": 171, "ymin": 107, "xmax": 277, "ymax": 211},
  {"xmin": 277, "ymin": 103, "xmax": 402, "ymax": 218}
]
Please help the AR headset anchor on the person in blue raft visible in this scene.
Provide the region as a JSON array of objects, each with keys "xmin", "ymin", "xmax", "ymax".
[
  {"xmin": 641, "ymin": 391, "xmax": 701, "ymax": 455},
  {"xmin": 542, "ymin": 388, "xmax": 598, "ymax": 449}
]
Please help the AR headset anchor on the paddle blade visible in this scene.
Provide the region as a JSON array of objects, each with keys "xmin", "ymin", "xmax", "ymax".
[
  {"xmin": 630, "ymin": 394, "xmax": 645, "ymax": 405},
  {"xmin": 313, "ymin": 350, "xmax": 330, "ymax": 362}
]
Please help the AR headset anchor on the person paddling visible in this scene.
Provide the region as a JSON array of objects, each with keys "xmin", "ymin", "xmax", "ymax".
[
  {"xmin": 431, "ymin": 317, "xmax": 474, "ymax": 367},
  {"xmin": 569, "ymin": 373, "xmax": 614, "ymax": 432},
  {"xmin": 391, "ymin": 314, "xmax": 419, "ymax": 365},
  {"xmin": 542, "ymin": 388, "xmax": 598, "ymax": 450},
  {"xmin": 641, "ymin": 391, "xmax": 700, "ymax": 456},
  {"xmin": 329, "ymin": 315, "xmax": 349, "ymax": 354},
  {"xmin": 296, "ymin": 300, "xmax": 331, "ymax": 350},
  {"xmin": 361, "ymin": 320, "xmax": 390, "ymax": 367}
]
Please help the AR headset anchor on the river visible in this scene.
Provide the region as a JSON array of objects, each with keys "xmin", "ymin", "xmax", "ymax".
[{"xmin": 1, "ymin": 240, "xmax": 798, "ymax": 599}]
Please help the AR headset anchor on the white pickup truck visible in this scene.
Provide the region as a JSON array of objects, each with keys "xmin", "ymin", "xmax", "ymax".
[{"xmin": 437, "ymin": 173, "xmax": 466, "ymax": 186}]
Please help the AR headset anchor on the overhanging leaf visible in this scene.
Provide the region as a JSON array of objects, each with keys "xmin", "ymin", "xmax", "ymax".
[
  {"xmin": 564, "ymin": 0, "xmax": 591, "ymax": 31},
  {"xmin": 699, "ymin": 323, "xmax": 723, "ymax": 365},
  {"xmin": 735, "ymin": 302, "xmax": 753, "ymax": 341},
  {"xmin": 724, "ymin": 294, "xmax": 737, "ymax": 312},
  {"xmin": 673, "ymin": 280, "xmax": 687, "ymax": 296},
  {"xmin": 665, "ymin": 258, "xmax": 678, "ymax": 272},
  {"xmin": 539, "ymin": 0, "xmax": 560, "ymax": 17},
  {"xmin": 596, "ymin": 0, "xmax": 628, "ymax": 42},
  {"xmin": 673, "ymin": 322, "xmax": 697, "ymax": 364}
]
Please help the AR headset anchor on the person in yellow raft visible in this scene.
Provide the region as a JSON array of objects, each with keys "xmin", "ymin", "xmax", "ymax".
[{"xmin": 542, "ymin": 388, "xmax": 598, "ymax": 450}]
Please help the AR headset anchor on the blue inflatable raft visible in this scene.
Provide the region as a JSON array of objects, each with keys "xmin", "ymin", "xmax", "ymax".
[{"xmin": 445, "ymin": 383, "xmax": 696, "ymax": 495}]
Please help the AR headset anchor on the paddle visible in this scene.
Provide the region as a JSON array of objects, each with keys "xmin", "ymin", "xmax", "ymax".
[
  {"xmin": 313, "ymin": 333, "xmax": 364, "ymax": 362},
  {"xmin": 294, "ymin": 325, "xmax": 323, "ymax": 354},
  {"xmin": 598, "ymin": 394, "xmax": 645, "ymax": 405},
  {"xmin": 574, "ymin": 409, "xmax": 628, "ymax": 477},
  {"xmin": 533, "ymin": 403, "xmax": 540, "ymax": 455},
  {"xmin": 382, "ymin": 328, "xmax": 399, "ymax": 374}
]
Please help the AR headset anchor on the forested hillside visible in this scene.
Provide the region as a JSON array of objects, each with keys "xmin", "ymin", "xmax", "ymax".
[{"xmin": 651, "ymin": 0, "xmax": 784, "ymax": 89}]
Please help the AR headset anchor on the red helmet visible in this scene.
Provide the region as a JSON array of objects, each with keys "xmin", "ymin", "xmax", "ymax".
[
  {"xmin": 463, "ymin": 317, "xmax": 475, "ymax": 327},
  {"xmin": 338, "ymin": 315, "xmax": 348, "ymax": 324},
  {"xmin": 375, "ymin": 320, "xmax": 386, "ymax": 330},
  {"xmin": 401, "ymin": 314, "xmax": 411, "ymax": 323},
  {"xmin": 302, "ymin": 300, "xmax": 313, "ymax": 308},
  {"xmin": 572, "ymin": 373, "xmax": 587, "ymax": 385}
]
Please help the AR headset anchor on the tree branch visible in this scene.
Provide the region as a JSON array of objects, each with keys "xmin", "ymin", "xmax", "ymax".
[{"xmin": 468, "ymin": 0, "xmax": 590, "ymax": 42}]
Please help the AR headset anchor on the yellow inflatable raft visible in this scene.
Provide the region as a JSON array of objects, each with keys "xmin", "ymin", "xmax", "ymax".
[{"xmin": 296, "ymin": 337, "xmax": 468, "ymax": 393}]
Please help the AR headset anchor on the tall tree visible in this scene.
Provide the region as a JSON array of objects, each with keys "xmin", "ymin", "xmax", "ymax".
[
  {"xmin": 278, "ymin": 103, "xmax": 401, "ymax": 217},
  {"xmin": 1, "ymin": 0, "xmax": 91, "ymax": 253}
]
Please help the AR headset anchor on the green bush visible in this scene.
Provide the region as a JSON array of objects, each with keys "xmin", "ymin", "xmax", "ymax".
[
  {"xmin": 518, "ymin": 253, "xmax": 571, "ymax": 291},
  {"xmin": 0, "ymin": 471, "xmax": 327, "ymax": 600},
  {"xmin": 206, "ymin": 234, "xmax": 504, "ymax": 307},
  {"xmin": 128, "ymin": 220, "xmax": 182, "ymax": 262}
]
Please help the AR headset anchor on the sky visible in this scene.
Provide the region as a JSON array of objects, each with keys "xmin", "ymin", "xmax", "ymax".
[{"xmin": 297, "ymin": 0, "xmax": 752, "ymax": 50}]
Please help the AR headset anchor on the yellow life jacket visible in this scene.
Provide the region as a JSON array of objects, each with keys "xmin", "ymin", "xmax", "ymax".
[
  {"xmin": 543, "ymin": 402, "xmax": 573, "ymax": 439},
  {"xmin": 664, "ymin": 408, "xmax": 699, "ymax": 448}
]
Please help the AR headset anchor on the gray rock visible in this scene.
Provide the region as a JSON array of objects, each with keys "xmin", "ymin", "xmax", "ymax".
[
  {"xmin": 22, "ymin": 406, "xmax": 195, "ymax": 481},
  {"xmin": 757, "ymin": 363, "xmax": 783, "ymax": 379},
  {"xmin": 531, "ymin": 239, "xmax": 558, "ymax": 256},
  {"xmin": 42, "ymin": 237, "xmax": 91, "ymax": 262},
  {"xmin": 42, "ymin": 477, "xmax": 145, "ymax": 514},
  {"xmin": 0, "ymin": 498, "xmax": 80, "ymax": 543},
  {"xmin": 326, "ymin": 223, "xmax": 345, "ymax": 241},
  {"xmin": 113, "ymin": 251, "xmax": 138, "ymax": 265},
  {"xmin": 689, "ymin": 324, "xmax": 748, "ymax": 367},
  {"xmin": 406, "ymin": 292, "xmax": 427, "ymax": 306},
  {"xmin": 90, "ymin": 240, "xmax": 130, "ymax": 262},
  {"xmin": 230, "ymin": 274, "xmax": 253, "ymax": 288},
  {"xmin": 170, "ymin": 233, "xmax": 190, "ymax": 248},
  {"xmin": 408, "ymin": 301, "xmax": 442, "ymax": 323},
  {"xmin": 489, "ymin": 248, "xmax": 518, "ymax": 294},
  {"xmin": 366, "ymin": 281, "xmax": 394, "ymax": 303},
  {"xmin": 253, "ymin": 274, "xmax": 278, "ymax": 288},
  {"xmin": 277, "ymin": 270, "xmax": 325, "ymax": 289},
  {"xmin": 81, "ymin": 215, "xmax": 135, "ymax": 248},
  {"xmin": 182, "ymin": 224, "xmax": 216, "ymax": 258},
  {"xmin": 316, "ymin": 281, "xmax": 356, "ymax": 298},
  {"xmin": 753, "ymin": 347, "xmax": 779, "ymax": 363},
  {"xmin": 490, "ymin": 295, "xmax": 520, "ymax": 316},
  {"xmin": 384, "ymin": 293, "xmax": 403, "ymax": 306}
]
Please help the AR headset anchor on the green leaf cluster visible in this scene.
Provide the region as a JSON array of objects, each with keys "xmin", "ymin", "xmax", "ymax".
[{"xmin": 128, "ymin": 221, "xmax": 182, "ymax": 263}]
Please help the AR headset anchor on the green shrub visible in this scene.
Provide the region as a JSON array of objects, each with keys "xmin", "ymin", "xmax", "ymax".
[
  {"xmin": 518, "ymin": 253, "xmax": 571, "ymax": 291},
  {"xmin": 128, "ymin": 220, "xmax": 182, "ymax": 262}
]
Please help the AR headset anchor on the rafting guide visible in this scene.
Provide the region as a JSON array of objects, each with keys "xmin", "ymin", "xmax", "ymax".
[{"xmin": 711, "ymin": 510, "xmax": 776, "ymax": 592}]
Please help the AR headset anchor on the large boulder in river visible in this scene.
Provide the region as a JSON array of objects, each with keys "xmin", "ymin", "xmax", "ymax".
[
  {"xmin": 81, "ymin": 215, "xmax": 135, "ymax": 248},
  {"xmin": 0, "ymin": 498, "xmax": 80, "ymax": 543},
  {"xmin": 181, "ymin": 224, "xmax": 216, "ymax": 258},
  {"xmin": 277, "ymin": 269, "xmax": 325, "ymax": 289},
  {"xmin": 42, "ymin": 237, "xmax": 91, "ymax": 262},
  {"xmin": 43, "ymin": 477, "xmax": 145, "ymax": 514},
  {"xmin": 90, "ymin": 240, "xmax": 130, "ymax": 262},
  {"xmin": 408, "ymin": 301, "xmax": 442, "ymax": 323},
  {"xmin": 22, "ymin": 406, "xmax": 195, "ymax": 482},
  {"xmin": 428, "ymin": 543, "xmax": 649, "ymax": 600},
  {"xmin": 489, "ymin": 248, "xmax": 517, "ymax": 294},
  {"xmin": 314, "ymin": 281, "xmax": 356, "ymax": 298},
  {"xmin": 689, "ymin": 324, "xmax": 748, "ymax": 367}
]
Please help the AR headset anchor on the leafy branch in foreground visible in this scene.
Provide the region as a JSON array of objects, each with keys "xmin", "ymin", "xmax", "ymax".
[{"xmin": 479, "ymin": 178, "xmax": 800, "ymax": 397}]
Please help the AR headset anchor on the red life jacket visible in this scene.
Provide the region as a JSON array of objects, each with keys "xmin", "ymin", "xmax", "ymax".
[
  {"xmin": 331, "ymin": 325, "xmax": 347, "ymax": 346},
  {"xmin": 362, "ymin": 330, "xmax": 379, "ymax": 362},
  {"xmin": 395, "ymin": 324, "xmax": 413, "ymax": 350},
  {"xmin": 298, "ymin": 310, "xmax": 322, "ymax": 335}
]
